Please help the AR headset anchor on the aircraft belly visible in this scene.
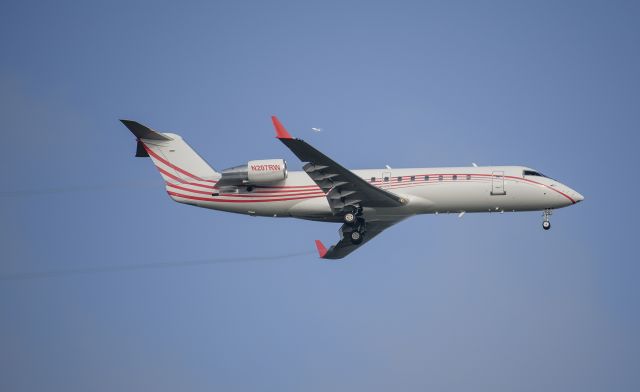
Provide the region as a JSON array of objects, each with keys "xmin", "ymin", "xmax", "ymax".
[
  {"xmin": 209, "ymin": 197, "xmax": 326, "ymax": 217},
  {"xmin": 288, "ymin": 197, "xmax": 333, "ymax": 219}
]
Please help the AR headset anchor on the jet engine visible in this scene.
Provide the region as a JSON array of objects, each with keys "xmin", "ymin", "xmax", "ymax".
[{"xmin": 217, "ymin": 159, "xmax": 287, "ymax": 187}]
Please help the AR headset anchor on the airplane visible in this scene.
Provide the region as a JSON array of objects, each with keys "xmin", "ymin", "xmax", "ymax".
[{"xmin": 121, "ymin": 116, "xmax": 584, "ymax": 259}]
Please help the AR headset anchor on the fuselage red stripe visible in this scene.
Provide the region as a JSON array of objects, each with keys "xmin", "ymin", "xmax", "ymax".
[
  {"xmin": 166, "ymin": 182, "xmax": 325, "ymax": 195},
  {"xmin": 367, "ymin": 172, "xmax": 575, "ymax": 204},
  {"xmin": 176, "ymin": 182, "xmax": 319, "ymax": 191},
  {"xmin": 166, "ymin": 183, "xmax": 324, "ymax": 198},
  {"xmin": 214, "ymin": 191, "xmax": 325, "ymax": 198},
  {"xmin": 255, "ymin": 184, "xmax": 318, "ymax": 189},
  {"xmin": 166, "ymin": 183, "xmax": 213, "ymax": 195},
  {"xmin": 179, "ymin": 181, "xmax": 217, "ymax": 190},
  {"xmin": 157, "ymin": 167, "xmax": 186, "ymax": 183},
  {"xmin": 141, "ymin": 141, "xmax": 205, "ymax": 181},
  {"xmin": 505, "ymin": 175, "xmax": 575, "ymax": 203},
  {"xmin": 166, "ymin": 169, "xmax": 574, "ymax": 205},
  {"xmin": 167, "ymin": 191, "xmax": 324, "ymax": 203}
]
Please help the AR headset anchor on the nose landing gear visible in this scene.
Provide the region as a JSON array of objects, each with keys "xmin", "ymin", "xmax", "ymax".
[{"xmin": 542, "ymin": 209, "xmax": 552, "ymax": 230}]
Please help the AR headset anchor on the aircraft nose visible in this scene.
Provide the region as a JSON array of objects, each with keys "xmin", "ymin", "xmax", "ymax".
[{"xmin": 573, "ymin": 191, "xmax": 584, "ymax": 203}]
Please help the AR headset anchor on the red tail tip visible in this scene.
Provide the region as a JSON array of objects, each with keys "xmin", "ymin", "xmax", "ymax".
[
  {"xmin": 271, "ymin": 116, "xmax": 293, "ymax": 139},
  {"xmin": 315, "ymin": 240, "xmax": 328, "ymax": 258}
]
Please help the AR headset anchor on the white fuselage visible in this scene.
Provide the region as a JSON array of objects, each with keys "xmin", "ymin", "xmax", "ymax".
[
  {"xmin": 166, "ymin": 165, "xmax": 584, "ymax": 222},
  {"xmin": 121, "ymin": 118, "xmax": 584, "ymax": 258}
]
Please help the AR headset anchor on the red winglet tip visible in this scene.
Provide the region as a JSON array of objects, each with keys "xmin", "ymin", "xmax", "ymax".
[
  {"xmin": 315, "ymin": 240, "xmax": 328, "ymax": 258},
  {"xmin": 271, "ymin": 116, "xmax": 293, "ymax": 139}
]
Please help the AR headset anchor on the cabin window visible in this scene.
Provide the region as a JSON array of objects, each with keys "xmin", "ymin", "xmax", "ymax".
[
  {"xmin": 452, "ymin": 175, "xmax": 457, "ymax": 181},
  {"xmin": 424, "ymin": 175, "xmax": 429, "ymax": 182},
  {"xmin": 466, "ymin": 174, "xmax": 471, "ymax": 180},
  {"xmin": 370, "ymin": 177, "xmax": 375, "ymax": 183},
  {"xmin": 397, "ymin": 176, "xmax": 402, "ymax": 182},
  {"xmin": 410, "ymin": 176, "xmax": 415, "ymax": 182},
  {"xmin": 438, "ymin": 175, "xmax": 443, "ymax": 182}
]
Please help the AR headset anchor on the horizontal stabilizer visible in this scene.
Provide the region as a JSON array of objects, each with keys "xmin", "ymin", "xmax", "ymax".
[{"xmin": 120, "ymin": 119, "xmax": 172, "ymax": 141}]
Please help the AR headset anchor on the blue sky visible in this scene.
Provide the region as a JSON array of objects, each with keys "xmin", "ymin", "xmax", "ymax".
[{"xmin": 1, "ymin": 1, "xmax": 639, "ymax": 391}]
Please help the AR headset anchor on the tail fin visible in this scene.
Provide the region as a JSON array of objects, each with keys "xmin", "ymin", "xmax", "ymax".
[{"xmin": 120, "ymin": 120, "xmax": 219, "ymax": 184}]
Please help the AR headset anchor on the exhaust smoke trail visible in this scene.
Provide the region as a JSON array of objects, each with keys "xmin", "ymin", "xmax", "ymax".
[
  {"xmin": 0, "ymin": 180, "xmax": 158, "ymax": 197},
  {"xmin": 0, "ymin": 251, "xmax": 316, "ymax": 282}
]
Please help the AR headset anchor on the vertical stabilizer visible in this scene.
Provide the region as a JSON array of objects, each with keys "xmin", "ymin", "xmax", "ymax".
[{"xmin": 120, "ymin": 120, "xmax": 218, "ymax": 184}]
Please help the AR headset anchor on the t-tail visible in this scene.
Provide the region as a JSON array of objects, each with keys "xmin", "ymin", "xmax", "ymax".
[{"xmin": 120, "ymin": 120, "xmax": 219, "ymax": 196}]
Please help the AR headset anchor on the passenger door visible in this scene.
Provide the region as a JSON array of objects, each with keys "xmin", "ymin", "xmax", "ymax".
[{"xmin": 491, "ymin": 171, "xmax": 506, "ymax": 195}]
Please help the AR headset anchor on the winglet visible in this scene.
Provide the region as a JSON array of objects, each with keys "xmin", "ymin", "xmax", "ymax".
[
  {"xmin": 315, "ymin": 240, "xmax": 328, "ymax": 258},
  {"xmin": 271, "ymin": 116, "xmax": 293, "ymax": 139}
]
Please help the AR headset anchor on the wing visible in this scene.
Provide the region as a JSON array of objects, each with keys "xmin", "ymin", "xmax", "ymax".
[
  {"xmin": 272, "ymin": 116, "xmax": 406, "ymax": 213},
  {"xmin": 315, "ymin": 219, "xmax": 406, "ymax": 259}
]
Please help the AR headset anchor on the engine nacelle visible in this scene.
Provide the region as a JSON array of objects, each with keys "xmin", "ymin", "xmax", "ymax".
[
  {"xmin": 217, "ymin": 159, "xmax": 288, "ymax": 187},
  {"xmin": 247, "ymin": 159, "xmax": 288, "ymax": 183}
]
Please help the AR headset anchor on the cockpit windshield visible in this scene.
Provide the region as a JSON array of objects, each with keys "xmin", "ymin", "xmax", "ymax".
[{"xmin": 523, "ymin": 170, "xmax": 547, "ymax": 177}]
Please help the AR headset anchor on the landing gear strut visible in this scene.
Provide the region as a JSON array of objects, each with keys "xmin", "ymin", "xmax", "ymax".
[
  {"xmin": 343, "ymin": 207, "xmax": 365, "ymax": 244},
  {"xmin": 343, "ymin": 211, "xmax": 357, "ymax": 225},
  {"xmin": 343, "ymin": 207, "xmax": 362, "ymax": 226},
  {"xmin": 542, "ymin": 209, "xmax": 552, "ymax": 230}
]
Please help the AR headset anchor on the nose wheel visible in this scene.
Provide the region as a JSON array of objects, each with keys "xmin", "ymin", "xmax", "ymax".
[{"xmin": 542, "ymin": 209, "xmax": 552, "ymax": 230}]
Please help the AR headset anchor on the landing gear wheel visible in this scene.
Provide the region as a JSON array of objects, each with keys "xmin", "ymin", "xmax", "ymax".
[
  {"xmin": 542, "ymin": 208, "xmax": 552, "ymax": 230},
  {"xmin": 350, "ymin": 230, "xmax": 363, "ymax": 244},
  {"xmin": 343, "ymin": 212, "xmax": 357, "ymax": 225}
]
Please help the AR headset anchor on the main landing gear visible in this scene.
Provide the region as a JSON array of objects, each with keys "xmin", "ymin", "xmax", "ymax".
[
  {"xmin": 349, "ymin": 230, "xmax": 363, "ymax": 244},
  {"xmin": 542, "ymin": 209, "xmax": 552, "ymax": 230},
  {"xmin": 343, "ymin": 211, "xmax": 357, "ymax": 225},
  {"xmin": 343, "ymin": 208, "xmax": 365, "ymax": 244}
]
